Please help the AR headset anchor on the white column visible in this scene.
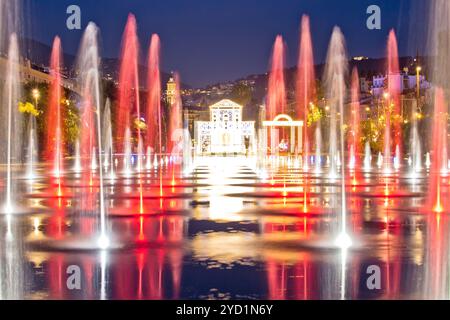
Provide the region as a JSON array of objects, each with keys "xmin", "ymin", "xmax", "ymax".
[
  {"xmin": 298, "ymin": 126, "xmax": 303, "ymax": 154},
  {"xmin": 290, "ymin": 126, "xmax": 295, "ymax": 155}
]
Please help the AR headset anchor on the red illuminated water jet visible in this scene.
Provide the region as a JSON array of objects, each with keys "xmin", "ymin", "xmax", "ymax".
[
  {"xmin": 429, "ymin": 88, "xmax": 448, "ymax": 213},
  {"xmin": 146, "ymin": 34, "xmax": 162, "ymax": 156},
  {"xmin": 349, "ymin": 67, "xmax": 361, "ymax": 180},
  {"xmin": 116, "ymin": 14, "xmax": 141, "ymax": 155},
  {"xmin": 385, "ymin": 30, "xmax": 402, "ymax": 170},
  {"xmin": 80, "ymin": 95, "xmax": 96, "ymax": 192},
  {"xmin": 267, "ymin": 36, "xmax": 287, "ymax": 120},
  {"xmin": 267, "ymin": 36, "xmax": 287, "ymax": 155},
  {"xmin": 45, "ymin": 37, "xmax": 65, "ymax": 180},
  {"xmin": 168, "ymin": 73, "xmax": 183, "ymax": 157},
  {"xmin": 297, "ymin": 15, "xmax": 316, "ymax": 162}
]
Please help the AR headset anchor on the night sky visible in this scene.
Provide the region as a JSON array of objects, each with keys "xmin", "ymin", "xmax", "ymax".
[{"xmin": 24, "ymin": 0, "xmax": 428, "ymax": 87}]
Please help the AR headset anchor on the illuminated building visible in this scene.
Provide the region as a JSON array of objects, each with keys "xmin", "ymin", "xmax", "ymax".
[{"xmin": 195, "ymin": 99, "xmax": 255, "ymax": 155}]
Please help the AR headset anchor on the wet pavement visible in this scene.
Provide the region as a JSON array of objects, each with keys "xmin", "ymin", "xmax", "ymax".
[{"xmin": 0, "ymin": 156, "xmax": 447, "ymax": 300}]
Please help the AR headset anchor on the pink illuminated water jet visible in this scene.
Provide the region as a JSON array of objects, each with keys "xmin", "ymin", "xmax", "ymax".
[
  {"xmin": 146, "ymin": 34, "xmax": 162, "ymax": 156},
  {"xmin": 168, "ymin": 73, "xmax": 183, "ymax": 157},
  {"xmin": 297, "ymin": 15, "xmax": 316, "ymax": 168},
  {"xmin": 116, "ymin": 14, "xmax": 141, "ymax": 156},
  {"xmin": 349, "ymin": 67, "xmax": 361, "ymax": 175},
  {"xmin": 430, "ymin": 88, "xmax": 448, "ymax": 213},
  {"xmin": 267, "ymin": 36, "xmax": 287, "ymax": 155},
  {"xmin": 267, "ymin": 35, "xmax": 287, "ymax": 120},
  {"xmin": 45, "ymin": 37, "xmax": 64, "ymax": 179},
  {"xmin": 384, "ymin": 30, "xmax": 402, "ymax": 171}
]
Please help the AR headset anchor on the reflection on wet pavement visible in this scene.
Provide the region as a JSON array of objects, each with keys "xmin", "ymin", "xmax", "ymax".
[{"xmin": 0, "ymin": 156, "xmax": 447, "ymax": 300}]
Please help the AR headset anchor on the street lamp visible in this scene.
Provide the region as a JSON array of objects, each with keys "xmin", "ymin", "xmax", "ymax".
[{"xmin": 32, "ymin": 88, "xmax": 40, "ymax": 109}]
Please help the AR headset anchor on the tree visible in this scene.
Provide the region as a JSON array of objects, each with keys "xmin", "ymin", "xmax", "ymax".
[{"xmin": 230, "ymin": 83, "xmax": 252, "ymax": 106}]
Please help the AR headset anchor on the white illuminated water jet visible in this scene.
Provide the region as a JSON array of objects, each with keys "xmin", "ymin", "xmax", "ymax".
[
  {"xmin": 137, "ymin": 136, "xmax": 144, "ymax": 173},
  {"xmin": 123, "ymin": 127, "xmax": 132, "ymax": 177},
  {"xmin": 73, "ymin": 140, "xmax": 82, "ymax": 173},
  {"xmin": 26, "ymin": 116, "xmax": 38, "ymax": 181},
  {"xmin": 314, "ymin": 125, "xmax": 322, "ymax": 174},
  {"xmin": 426, "ymin": 152, "xmax": 431, "ymax": 169},
  {"xmin": 91, "ymin": 148, "xmax": 98, "ymax": 171},
  {"xmin": 146, "ymin": 146, "xmax": 153, "ymax": 170},
  {"xmin": 393, "ymin": 145, "xmax": 401, "ymax": 170},
  {"xmin": 77, "ymin": 22, "xmax": 109, "ymax": 248},
  {"xmin": 102, "ymin": 99, "xmax": 115, "ymax": 180},
  {"xmin": 363, "ymin": 142, "xmax": 371, "ymax": 172},
  {"xmin": 1, "ymin": 34, "xmax": 22, "ymax": 214},
  {"xmin": 324, "ymin": 27, "xmax": 351, "ymax": 247},
  {"xmin": 377, "ymin": 152, "xmax": 383, "ymax": 169}
]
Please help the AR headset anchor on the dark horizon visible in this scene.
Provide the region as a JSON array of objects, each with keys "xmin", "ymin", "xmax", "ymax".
[{"xmin": 24, "ymin": 0, "xmax": 428, "ymax": 87}]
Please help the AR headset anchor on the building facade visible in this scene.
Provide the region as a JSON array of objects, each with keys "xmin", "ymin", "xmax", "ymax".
[{"xmin": 195, "ymin": 99, "xmax": 255, "ymax": 155}]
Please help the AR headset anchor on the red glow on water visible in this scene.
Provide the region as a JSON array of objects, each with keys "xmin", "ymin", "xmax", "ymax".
[
  {"xmin": 267, "ymin": 35, "xmax": 287, "ymax": 120},
  {"xmin": 146, "ymin": 34, "xmax": 162, "ymax": 154},
  {"xmin": 45, "ymin": 37, "xmax": 65, "ymax": 179},
  {"xmin": 297, "ymin": 15, "xmax": 316, "ymax": 160}
]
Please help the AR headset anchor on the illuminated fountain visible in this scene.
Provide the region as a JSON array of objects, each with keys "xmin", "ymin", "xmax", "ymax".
[
  {"xmin": 427, "ymin": 0, "xmax": 450, "ymax": 212},
  {"xmin": 73, "ymin": 140, "xmax": 82, "ymax": 173},
  {"xmin": 349, "ymin": 67, "xmax": 361, "ymax": 176},
  {"xmin": 324, "ymin": 27, "xmax": 351, "ymax": 248},
  {"xmin": 117, "ymin": 14, "xmax": 143, "ymax": 175},
  {"xmin": 409, "ymin": 111, "xmax": 422, "ymax": 177},
  {"xmin": 429, "ymin": 88, "xmax": 448, "ymax": 213},
  {"xmin": 297, "ymin": 15, "xmax": 316, "ymax": 170},
  {"xmin": 146, "ymin": 33, "xmax": 162, "ymax": 163},
  {"xmin": 123, "ymin": 128, "xmax": 132, "ymax": 176},
  {"xmin": 26, "ymin": 115, "xmax": 38, "ymax": 181},
  {"xmin": 267, "ymin": 35, "xmax": 286, "ymax": 155},
  {"xmin": 1, "ymin": 34, "xmax": 22, "ymax": 214},
  {"xmin": 314, "ymin": 124, "xmax": 322, "ymax": 174},
  {"xmin": 363, "ymin": 142, "xmax": 372, "ymax": 172},
  {"xmin": 168, "ymin": 73, "xmax": 183, "ymax": 161},
  {"xmin": 384, "ymin": 30, "xmax": 402, "ymax": 174},
  {"xmin": 77, "ymin": 22, "xmax": 109, "ymax": 248},
  {"xmin": 45, "ymin": 37, "xmax": 64, "ymax": 179},
  {"xmin": 102, "ymin": 99, "xmax": 115, "ymax": 180}
]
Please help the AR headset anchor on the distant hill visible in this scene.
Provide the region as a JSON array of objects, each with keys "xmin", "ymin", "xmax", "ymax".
[
  {"xmin": 21, "ymin": 38, "xmax": 190, "ymax": 89},
  {"xmin": 227, "ymin": 56, "xmax": 427, "ymax": 103}
]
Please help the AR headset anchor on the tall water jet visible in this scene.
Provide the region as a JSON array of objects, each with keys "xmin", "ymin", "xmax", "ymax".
[
  {"xmin": 363, "ymin": 142, "xmax": 372, "ymax": 172},
  {"xmin": 77, "ymin": 22, "xmax": 108, "ymax": 248},
  {"xmin": 168, "ymin": 73, "xmax": 183, "ymax": 161},
  {"xmin": 123, "ymin": 127, "xmax": 132, "ymax": 176},
  {"xmin": 324, "ymin": 27, "xmax": 350, "ymax": 247},
  {"xmin": 267, "ymin": 36, "xmax": 286, "ymax": 154},
  {"xmin": 429, "ymin": 89, "xmax": 448, "ymax": 213},
  {"xmin": 146, "ymin": 34, "xmax": 162, "ymax": 160},
  {"xmin": 349, "ymin": 68, "xmax": 361, "ymax": 173},
  {"xmin": 314, "ymin": 124, "xmax": 322, "ymax": 174},
  {"xmin": 407, "ymin": 98, "xmax": 422, "ymax": 176},
  {"xmin": 117, "ymin": 14, "xmax": 143, "ymax": 172},
  {"xmin": 427, "ymin": 0, "xmax": 450, "ymax": 212},
  {"xmin": 26, "ymin": 116, "xmax": 37, "ymax": 181},
  {"xmin": 45, "ymin": 37, "xmax": 64, "ymax": 179},
  {"xmin": 73, "ymin": 139, "xmax": 82, "ymax": 173},
  {"xmin": 102, "ymin": 99, "xmax": 115, "ymax": 180},
  {"xmin": 297, "ymin": 15, "xmax": 316, "ymax": 169},
  {"xmin": 0, "ymin": 34, "xmax": 22, "ymax": 213},
  {"xmin": 384, "ymin": 30, "xmax": 402, "ymax": 173}
]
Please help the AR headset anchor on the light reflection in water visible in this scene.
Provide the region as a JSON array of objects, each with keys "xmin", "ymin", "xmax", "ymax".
[{"xmin": 0, "ymin": 156, "xmax": 447, "ymax": 300}]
